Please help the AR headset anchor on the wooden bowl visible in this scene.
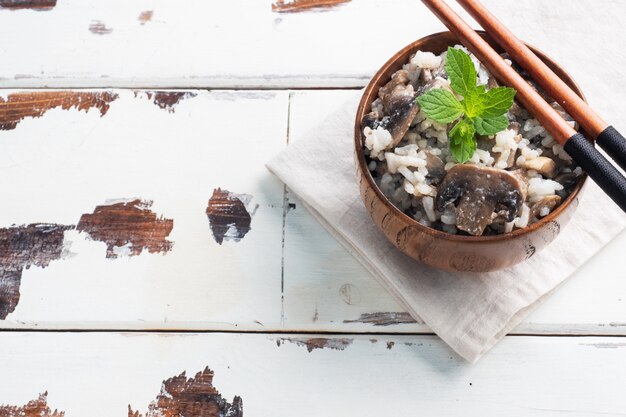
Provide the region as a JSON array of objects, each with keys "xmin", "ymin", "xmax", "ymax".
[{"xmin": 354, "ymin": 31, "xmax": 587, "ymax": 272}]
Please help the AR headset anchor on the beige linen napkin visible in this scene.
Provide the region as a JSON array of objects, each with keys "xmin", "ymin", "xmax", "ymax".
[{"xmin": 267, "ymin": 92, "xmax": 626, "ymax": 362}]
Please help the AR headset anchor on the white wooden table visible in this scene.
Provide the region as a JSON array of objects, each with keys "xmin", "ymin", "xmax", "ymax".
[{"xmin": 1, "ymin": 1, "xmax": 626, "ymax": 415}]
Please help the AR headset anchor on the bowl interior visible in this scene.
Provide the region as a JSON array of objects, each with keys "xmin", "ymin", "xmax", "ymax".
[{"xmin": 354, "ymin": 31, "xmax": 587, "ymax": 242}]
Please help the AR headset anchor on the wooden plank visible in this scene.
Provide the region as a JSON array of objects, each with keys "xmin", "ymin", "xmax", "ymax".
[
  {"xmin": 1, "ymin": 0, "xmax": 624, "ymax": 89},
  {"xmin": 0, "ymin": 89, "xmax": 288, "ymax": 330},
  {"xmin": 1, "ymin": 331, "xmax": 626, "ymax": 416},
  {"xmin": 1, "ymin": 87, "xmax": 625, "ymax": 335},
  {"xmin": 283, "ymin": 90, "xmax": 626, "ymax": 335}
]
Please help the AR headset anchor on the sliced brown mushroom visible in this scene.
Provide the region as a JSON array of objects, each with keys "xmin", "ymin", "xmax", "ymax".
[
  {"xmin": 435, "ymin": 165, "xmax": 528, "ymax": 236},
  {"xmin": 424, "ymin": 151, "xmax": 446, "ymax": 185},
  {"xmin": 509, "ymin": 102, "xmax": 529, "ymax": 121},
  {"xmin": 419, "ymin": 68, "xmax": 433, "ymax": 84},
  {"xmin": 487, "ymin": 75, "xmax": 499, "ymax": 89},
  {"xmin": 520, "ymin": 156, "xmax": 557, "ymax": 178},
  {"xmin": 416, "ymin": 75, "xmax": 453, "ymax": 97},
  {"xmin": 530, "ymin": 195, "xmax": 561, "ymax": 218},
  {"xmin": 365, "ymin": 69, "xmax": 420, "ymax": 146},
  {"xmin": 553, "ymin": 171, "xmax": 579, "ymax": 190}
]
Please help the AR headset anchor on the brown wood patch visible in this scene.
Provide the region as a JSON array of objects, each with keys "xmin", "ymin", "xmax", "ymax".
[
  {"xmin": 138, "ymin": 10, "xmax": 153, "ymax": 24},
  {"xmin": 0, "ymin": 223, "xmax": 73, "ymax": 319},
  {"xmin": 77, "ymin": 199, "xmax": 173, "ymax": 259},
  {"xmin": 272, "ymin": 0, "xmax": 350, "ymax": 13},
  {"xmin": 206, "ymin": 188, "xmax": 257, "ymax": 245},
  {"xmin": 152, "ymin": 92, "xmax": 195, "ymax": 112},
  {"xmin": 277, "ymin": 337, "xmax": 353, "ymax": 352},
  {"xmin": 0, "ymin": 0, "xmax": 56, "ymax": 10},
  {"xmin": 89, "ymin": 20, "xmax": 113, "ymax": 35},
  {"xmin": 0, "ymin": 91, "xmax": 118, "ymax": 130},
  {"xmin": 133, "ymin": 91, "xmax": 196, "ymax": 113},
  {"xmin": 0, "ymin": 393, "xmax": 64, "ymax": 417},
  {"xmin": 343, "ymin": 312, "xmax": 418, "ymax": 326},
  {"xmin": 129, "ymin": 367, "xmax": 243, "ymax": 417}
]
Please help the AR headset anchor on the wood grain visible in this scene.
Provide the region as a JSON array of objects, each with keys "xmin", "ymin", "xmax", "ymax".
[
  {"xmin": 128, "ymin": 367, "xmax": 242, "ymax": 417},
  {"xmin": 0, "ymin": 0, "xmax": 55, "ymax": 10},
  {"xmin": 0, "ymin": 87, "xmax": 623, "ymax": 335},
  {"xmin": 0, "ymin": 0, "xmax": 623, "ymax": 406},
  {"xmin": 0, "ymin": 89, "xmax": 287, "ymax": 329},
  {"xmin": 77, "ymin": 199, "xmax": 174, "ymax": 259},
  {"xmin": 0, "ymin": 393, "xmax": 63, "ymax": 417},
  {"xmin": 205, "ymin": 189, "xmax": 256, "ymax": 245},
  {"xmin": 88, "ymin": 20, "xmax": 113, "ymax": 35},
  {"xmin": 0, "ymin": 91, "xmax": 117, "ymax": 130},
  {"xmin": 0, "ymin": 224, "xmax": 73, "ymax": 319},
  {"xmin": 1, "ymin": 332, "xmax": 626, "ymax": 416},
  {"xmin": 0, "ymin": 0, "xmax": 624, "ymax": 92},
  {"xmin": 271, "ymin": 0, "xmax": 351, "ymax": 13}
]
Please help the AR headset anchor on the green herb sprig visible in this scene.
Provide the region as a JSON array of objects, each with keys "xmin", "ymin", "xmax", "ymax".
[{"xmin": 416, "ymin": 47, "xmax": 516, "ymax": 163}]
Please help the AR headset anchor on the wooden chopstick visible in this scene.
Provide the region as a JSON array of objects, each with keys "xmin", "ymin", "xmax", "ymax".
[
  {"xmin": 456, "ymin": 0, "xmax": 626, "ymax": 172},
  {"xmin": 420, "ymin": 0, "xmax": 626, "ymax": 212}
]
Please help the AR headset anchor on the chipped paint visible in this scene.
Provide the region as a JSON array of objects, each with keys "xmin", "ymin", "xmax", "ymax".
[
  {"xmin": 134, "ymin": 91, "xmax": 196, "ymax": 113},
  {"xmin": 277, "ymin": 337, "xmax": 353, "ymax": 352},
  {"xmin": 0, "ymin": 91, "xmax": 117, "ymax": 130},
  {"xmin": 343, "ymin": 312, "xmax": 418, "ymax": 326},
  {"xmin": 0, "ymin": 0, "xmax": 56, "ymax": 10},
  {"xmin": 206, "ymin": 188, "xmax": 258, "ymax": 245},
  {"xmin": 152, "ymin": 92, "xmax": 196, "ymax": 112},
  {"xmin": 386, "ymin": 341, "xmax": 395, "ymax": 350},
  {"xmin": 0, "ymin": 224, "xmax": 73, "ymax": 319},
  {"xmin": 0, "ymin": 392, "xmax": 63, "ymax": 417},
  {"xmin": 77, "ymin": 199, "xmax": 173, "ymax": 259},
  {"xmin": 89, "ymin": 20, "xmax": 113, "ymax": 35},
  {"xmin": 272, "ymin": 0, "xmax": 351, "ymax": 12},
  {"xmin": 138, "ymin": 10, "xmax": 153, "ymax": 25},
  {"xmin": 129, "ymin": 367, "xmax": 242, "ymax": 417}
]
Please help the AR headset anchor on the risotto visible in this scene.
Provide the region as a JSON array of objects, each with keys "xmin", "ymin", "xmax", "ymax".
[{"xmin": 361, "ymin": 46, "xmax": 582, "ymax": 236}]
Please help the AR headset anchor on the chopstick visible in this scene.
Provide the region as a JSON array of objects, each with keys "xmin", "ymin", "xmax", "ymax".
[
  {"xmin": 456, "ymin": 0, "xmax": 626, "ymax": 172},
  {"xmin": 420, "ymin": 0, "xmax": 626, "ymax": 213}
]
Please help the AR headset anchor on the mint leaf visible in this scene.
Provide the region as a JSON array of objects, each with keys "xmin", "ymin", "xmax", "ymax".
[
  {"xmin": 461, "ymin": 85, "xmax": 486, "ymax": 118},
  {"xmin": 449, "ymin": 118, "xmax": 476, "ymax": 163},
  {"xmin": 416, "ymin": 88, "xmax": 464, "ymax": 123},
  {"xmin": 473, "ymin": 114, "xmax": 509, "ymax": 136},
  {"xmin": 445, "ymin": 47, "xmax": 477, "ymax": 96},
  {"xmin": 480, "ymin": 87, "xmax": 516, "ymax": 117}
]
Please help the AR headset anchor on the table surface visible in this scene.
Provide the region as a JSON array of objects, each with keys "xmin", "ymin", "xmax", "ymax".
[{"xmin": 1, "ymin": 1, "xmax": 626, "ymax": 415}]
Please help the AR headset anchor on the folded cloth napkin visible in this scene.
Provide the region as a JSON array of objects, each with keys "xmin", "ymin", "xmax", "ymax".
[{"xmin": 267, "ymin": 92, "xmax": 626, "ymax": 362}]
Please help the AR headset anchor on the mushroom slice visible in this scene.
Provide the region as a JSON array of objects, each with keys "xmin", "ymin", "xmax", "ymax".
[
  {"xmin": 509, "ymin": 101, "xmax": 529, "ymax": 120},
  {"xmin": 520, "ymin": 156, "xmax": 557, "ymax": 178},
  {"xmin": 553, "ymin": 171, "xmax": 579, "ymax": 189},
  {"xmin": 361, "ymin": 111, "xmax": 387, "ymax": 131},
  {"xmin": 416, "ymin": 76, "xmax": 452, "ymax": 97},
  {"xmin": 378, "ymin": 70, "xmax": 420, "ymax": 146},
  {"xmin": 435, "ymin": 165, "xmax": 528, "ymax": 236},
  {"xmin": 530, "ymin": 195, "xmax": 561, "ymax": 218},
  {"xmin": 424, "ymin": 151, "xmax": 446, "ymax": 185}
]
